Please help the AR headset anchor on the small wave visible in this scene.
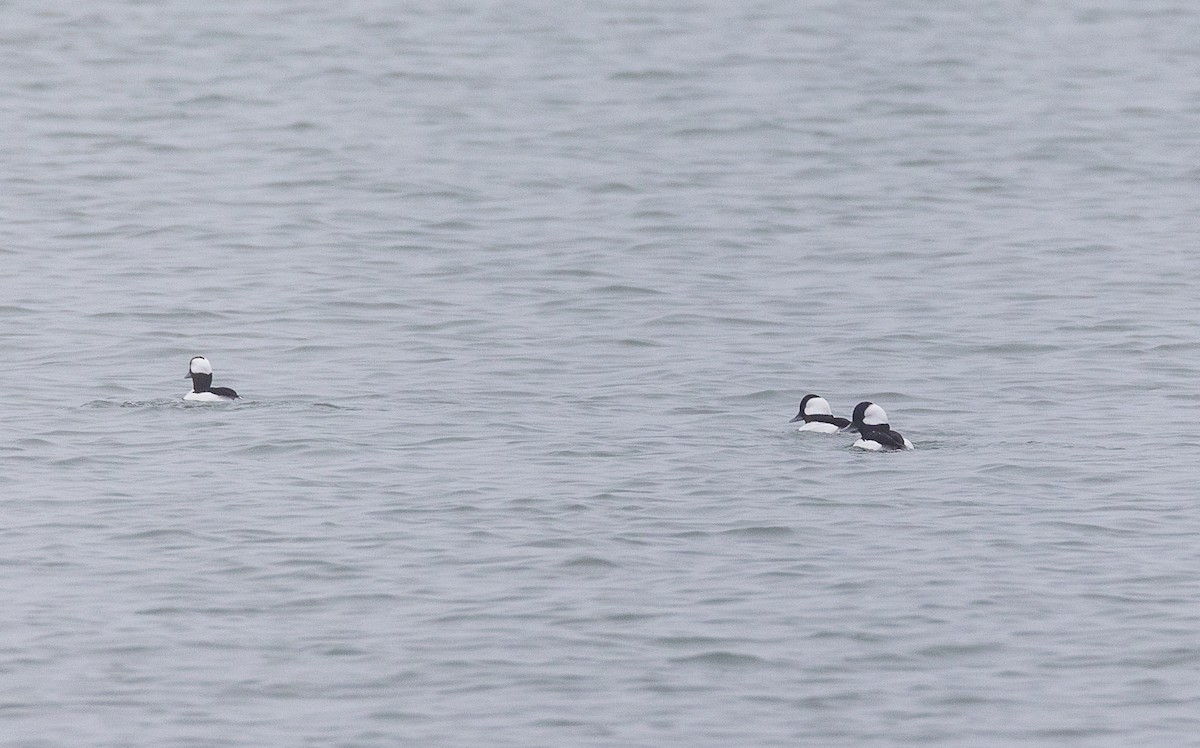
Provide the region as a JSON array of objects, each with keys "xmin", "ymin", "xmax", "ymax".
[
  {"xmin": 671, "ymin": 651, "xmax": 767, "ymax": 667},
  {"xmin": 609, "ymin": 68, "xmax": 695, "ymax": 81},
  {"xmin": 81, "ymin": 399, "xmax": 179, "ymax": 409},
  {"xmin": 79, "ymin": 399, "xmax": 355, "ymax": 411},
  {"xmin": 561, "ymin": 555, "xmax": 620, "ymax": 569},
  {"xmin": 720, "ymin": 525, "xmax": 794, "ymax": 538},
  {"xmin": 591, "ymin": 284, "xmax": 665, "ymax": 296},
  {"xmin": 586, "ymin": 181, "xmax": 637, "ymax": 194}
]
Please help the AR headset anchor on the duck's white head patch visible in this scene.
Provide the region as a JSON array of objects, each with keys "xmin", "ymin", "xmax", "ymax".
[
  {"xmin": 862, "ymin": 403, "xmax": 888, "ymax": 426},
  {"xmin": 803, "ymin": 396, "xmax": 833, "ymax": 416},
  {"xmin": 189, "ymin": 356, "xmax": 213, "ymax": 375}
]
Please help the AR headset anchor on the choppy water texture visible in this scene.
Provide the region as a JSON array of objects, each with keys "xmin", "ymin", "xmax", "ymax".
[{"xmin": 4, "ymin": 1, "xmax": 1200, "ymax": 745}]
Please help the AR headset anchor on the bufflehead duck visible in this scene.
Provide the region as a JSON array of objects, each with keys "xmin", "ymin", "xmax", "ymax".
[
  {"xmin": 184, "ymin": 356, "xmax": 240, "ymax": 402},
  {"xmin": 790, "ymin": 394, "xmax": 851, "ymax": 433},
  {"xmin": 850, "ymin": 401, "xmax": 913, "ymax": 451}
]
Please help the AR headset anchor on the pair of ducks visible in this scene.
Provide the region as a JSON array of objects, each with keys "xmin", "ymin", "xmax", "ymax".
[{"xmin": 791, "ymin": 394, "xmax": 913, "ymax": 451}]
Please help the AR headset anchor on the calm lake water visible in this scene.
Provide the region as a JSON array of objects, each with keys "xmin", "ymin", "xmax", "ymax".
[{"xmin": 4, "ymin": 1, "xmax": 1200, "ymax": 745}]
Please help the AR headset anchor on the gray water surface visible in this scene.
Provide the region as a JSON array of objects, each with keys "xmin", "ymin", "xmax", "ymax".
[{"xmin": 4, "ymin": 1, "xmax": 1200, "ymax": 745}]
